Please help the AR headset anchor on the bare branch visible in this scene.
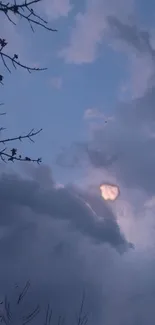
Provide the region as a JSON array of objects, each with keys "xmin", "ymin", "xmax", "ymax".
[
  {"xmin": 57, "ymin": 315, "xmax": 66, "ymax": 325},
  {"xmin": 0, "ymin": 0, "xmax": 57, "ymax": 79},
  {"xmin": 22, "ymin": 305, "xmax": 40, "ymax": 325},
  {"xmin": 0, "ymin": 0, "xmax": 57, "ymax": 32},
  {"xmin": 0, "ymin": 0, "xmax": 56, "ymax": 164},
  {"xmin": 76, "ymin": 291, "xmax": 89, "ymax": 325},
  {"xmin": 0, "ymin": 129, "xmax": 42, "ymax": 163},
  {"xmin": 0, "ymin": 281, "xmax": 40, "ymax": 325},
  {"xmin": 45, "ymin": 304, "xmax": 53, "ymax": 325},
  {"xmin": 17, "ymin": 281, "xmax": 30, "ymax": 305},
  {"xmin": 0, "ymin": 282, "xmax": 90, "ymax": 325},
  {"xmin": 0, "ymin": 128, "xmax": 42, "ymax": 144},
  {"xmin": 0, "ymin": 51, "xmax": 47, "ymax": 73},
  {"xmin": 4, "ymin": 296, "xmax": 12, "ymax": 321},
  {"xmin": 0, "ymin": 149, "xmax": 42, "ymax": 163}
]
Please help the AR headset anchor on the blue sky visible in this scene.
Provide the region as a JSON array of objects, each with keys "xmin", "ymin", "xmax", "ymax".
[{"xmin": 1, "ymin": 1, "xmax": 155, "ymax": 324}]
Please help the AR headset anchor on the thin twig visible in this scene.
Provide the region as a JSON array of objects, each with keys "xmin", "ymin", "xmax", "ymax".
[
  {"xmin": 0, "ymin": 128, "xmax": 42, "ymax": 144},
  {"xmin": 0, "ymin": 52, "xmax": 46, "ymax": 73},
  {"xmin": 17, "ymin": 281, "xmax": 30, "ymax": 305},
  {"xmin": 0, "ymin": 150, "xmax": 42, "ymax": 163},
  {"xmin": 0, "ymin": 0, "xmax": 57, "ymax": 31},
  {"xmin": 76, "ymin": 291, "xmax": 88, "ymax": 325},
  {"xmin": 22, "ymin": 305, "xmax": 40, "ymax": 325},
  {"xmin": 45, "ymin": 304, "xmax": 53, "ymax": 325}
]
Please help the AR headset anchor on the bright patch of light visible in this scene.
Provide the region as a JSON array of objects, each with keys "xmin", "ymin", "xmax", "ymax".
[{"xmin": 100, "ymin": 184, "xmax": 120, "ymax": 201}]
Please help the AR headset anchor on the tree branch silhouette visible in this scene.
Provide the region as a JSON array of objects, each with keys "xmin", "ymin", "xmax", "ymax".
[
  {"xmin": 0, "ymin": 0, "xmax": 57, "ymax": 31},
  {"xmin": 0, "ymin": 281, "xmax": 40, "ymax": 325},
  {"xmin": 0, "ymin": 128, "xmax": 42, "ymax": 163},
  {"xmin": 0, "ymin": 282, "xmax": 89, "ymax": 325},
  {"xmin": 0, "ymin": 0, "xmax": 57, "ymax": 163}
]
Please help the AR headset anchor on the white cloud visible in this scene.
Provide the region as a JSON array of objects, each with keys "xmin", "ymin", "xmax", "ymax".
[
  {"xmin": 59, "ymin": 7, "xmax": 106, "ymax": 63},
  {"xmin": 84, "ymin": 108, "xmax": 105, "ymax": 120},
  {"xmin": 119, "ymin": 55, "xmax": 154, "ymax": 100},
  {"xmin": 43, "ymin": 0, "xmax": 72, "ymax": 20},
  {"xmin": 59, "ymin": 0, "xmax": 134, "ymax": 64}
]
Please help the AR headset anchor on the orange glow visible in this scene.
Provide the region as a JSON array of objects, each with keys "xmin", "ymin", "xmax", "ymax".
[{"xmin": 100, "ymin": 184, "xmax": 119, "ymax": 201}]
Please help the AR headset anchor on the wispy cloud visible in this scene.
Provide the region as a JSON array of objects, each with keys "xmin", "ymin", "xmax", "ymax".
[
  {"xmin": 59, "ymin": 0, "xmax": 134, "ymax": 64},
  {"xmin": 43, "ymin": 0, "xmax": 72, "ymax": 20},
  {"xmin": 108, "ymin": 17, "xmax": 155, "ymax": 97},
  {"xmin": 50, "ymin": 76, "xmax": 63, "ymax": 89},
  {"xmin": 77, "ymin": 86, "xmax": 155, "ymax": 195},
  {"xmin": 107, "ymin": 16, "xmax": 155, "ymax": 56},
  {"xmin": 84, "ymin": 108, "xmax": 105, "ymax": 120}
]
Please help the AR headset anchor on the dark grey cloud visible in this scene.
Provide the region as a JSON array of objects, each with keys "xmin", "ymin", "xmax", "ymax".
[
  {"xmin": 1, "ymin": 168, "xmax": 155, "ymax": 324},
  {"xmin": 0, "ymin": 168, "xmax": 106, "ymax": 324},
  {"xmin": 0, "ymin": 166, "xmax": 133, "ymax": 325},
  {"xmin": 0, "ymin": 170, "xmax": 130, "ymax": 251}
]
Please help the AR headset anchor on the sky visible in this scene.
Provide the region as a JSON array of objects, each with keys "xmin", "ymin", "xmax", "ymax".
[{"xmin": 1, "ymin": 0, "xmax": 155, "ymax": 324}]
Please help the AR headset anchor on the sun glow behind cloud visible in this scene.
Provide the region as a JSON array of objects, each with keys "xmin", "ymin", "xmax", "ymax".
[{"xmin": 100, "ymin": 184, "xmax": 120, "ymax": 201}]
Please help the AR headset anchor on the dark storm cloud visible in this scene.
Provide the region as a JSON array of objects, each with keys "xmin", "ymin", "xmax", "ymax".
[
  {"xmin": 0, "ymin": 171, "xmax": 130, "ymax": 251},
  {"xmin": 0, "ymin": 168, "xmax": 115, "ymax": 325}
]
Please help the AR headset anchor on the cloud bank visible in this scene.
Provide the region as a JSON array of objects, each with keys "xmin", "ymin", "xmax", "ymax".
[{"xmin": 0, "ymin": 165, "xmax": 132, "ymax": 325}]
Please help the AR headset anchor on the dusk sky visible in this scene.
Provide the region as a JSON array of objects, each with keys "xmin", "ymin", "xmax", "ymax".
[{"xmin": 1, "ymin": 0, "xmax": 155, "ymax": 324}]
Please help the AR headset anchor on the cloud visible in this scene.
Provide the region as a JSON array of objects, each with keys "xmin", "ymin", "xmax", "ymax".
[
  {"xmin": 59, "ymin": 5, "xmax": 106, "ymax": 64},
  {"xmin": 59, "ymin": 0, "xmax": 134, "ymax": 64},
  {"xmin": 2, "ymin": 168, "xmax": 155, "ymax": 324},
  {"xmin": 56, "ymin": 75, "xmax": 155, "ymax": 202},
  {"xmin": 0, "ymin": 169, "xmax": 130, "ymax": 252},
  {"xmin": 0, "ymin": 169, "xmax": 104, "ymax": 324},
  {"xmin": 50, "ymin": 76, "xmax": 63, "ymax": 89},
  {"xmin": 57, "ymin": 17, "xmax": 155, "ymax": 195},
  {"xmin": 0, "ymin": 166, "xmax": 134, "ymax": 325},
  {"xmin": 83, "ymin": 109, "xmax": 114, "ymax": 135},
  {"xmin": 60, "ymin": 6, "xmax": 155, "ymax": 100},
  {"xmin": 107, "ymin": 17, "xmax": 155, "ymax": 97},
  {"xmin": 56, "ymin": 141, "xmax": 118, "ymax": 169},
  {"xmin": 74, "ymin": 85, "xmax": 155, "ymax": 197},
  {"xmin": 43, "ymin": 0, "xmax": 72, "ymax": 20},
  {"xmin": 107, "ymin": 16, "xmax": 155, "ymax": 56},
  {"xmin": 120, "ymin": 55, "xmax": 154, "ymax": 99},
  {"xmin": 84, "ymin": 108, "xmax": 105, "ymax": 120}
]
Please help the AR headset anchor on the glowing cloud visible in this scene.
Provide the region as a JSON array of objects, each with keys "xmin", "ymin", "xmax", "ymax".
[{"xmin": 100, "ymin": 184, "xmax": 120, "ymax": 201}]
